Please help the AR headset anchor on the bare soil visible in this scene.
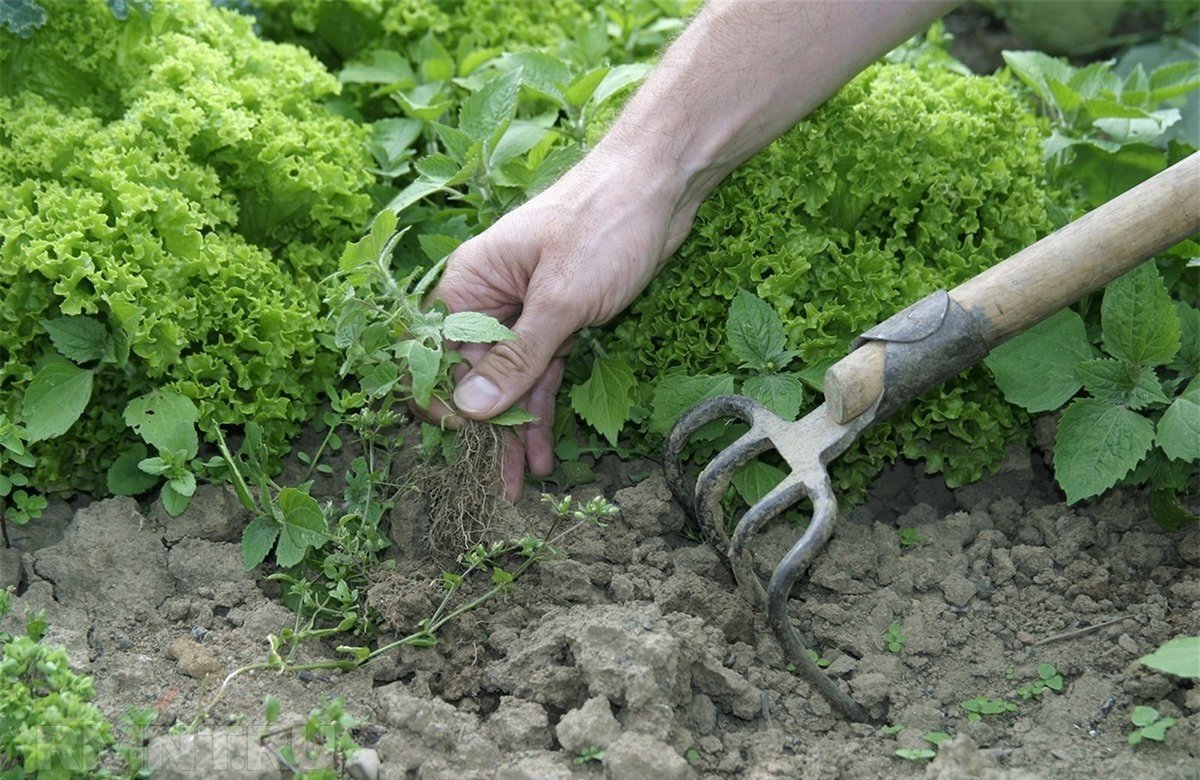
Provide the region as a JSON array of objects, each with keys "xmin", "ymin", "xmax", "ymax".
[{"xmin": 1, "ymin": 437, "xmax": 1197, "ymax": 779}]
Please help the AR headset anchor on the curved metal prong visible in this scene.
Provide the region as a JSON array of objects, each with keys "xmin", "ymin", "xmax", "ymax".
[
  {"xmin": 663, "ymin": 395, "xmax": 772, "ymax": 520},
  {"xmin": 766, "ymin": 481, "xmax": 868, "ymax": 722},
  {"xmin": 727, "ymin": 475, "xmax": 807, "ymax": 609}
]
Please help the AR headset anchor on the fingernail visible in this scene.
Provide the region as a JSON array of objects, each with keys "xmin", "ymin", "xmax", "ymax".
[{"xmin": 454, "ymin": 375, "xmax": 501, "ymax": 415}]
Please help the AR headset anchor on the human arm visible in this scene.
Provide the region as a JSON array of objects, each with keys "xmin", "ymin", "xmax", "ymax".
[{"xmin": 426, "ymin": 0, "xmax": 957, "ymax": 501}]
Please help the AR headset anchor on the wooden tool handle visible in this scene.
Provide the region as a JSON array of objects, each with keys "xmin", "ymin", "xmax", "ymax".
[{"xmin": 826, "ymin": 151, "xmax": 1200, "ymax": 424}]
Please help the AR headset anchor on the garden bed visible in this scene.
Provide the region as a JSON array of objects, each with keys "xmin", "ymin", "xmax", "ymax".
[{"xmin": 2, "ymin": 438, "xmax": 1196, "ymax": 779}]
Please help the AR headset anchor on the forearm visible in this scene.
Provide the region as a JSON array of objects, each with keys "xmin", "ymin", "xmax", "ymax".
[{"xmin": 595, "ymin": 0, "xmax": 957, "ymax": 212}]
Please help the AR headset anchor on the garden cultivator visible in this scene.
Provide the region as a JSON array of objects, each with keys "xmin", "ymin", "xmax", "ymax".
[{"xmin": 665, "ymin": 152, "xmax": 1200, "ymax": 722}]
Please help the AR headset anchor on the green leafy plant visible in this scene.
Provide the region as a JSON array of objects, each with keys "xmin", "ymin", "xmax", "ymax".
[
  {"xmin": 1017, "ymin": 663, "xmax": 1064, "ymax": 699},
  {"xmin": 0, "ymin": 589, "xmax": 113, "ymax": 777},
  {"xmin": 1138, "ymin": 636, "xmax": 1200, "ymax": 679},
  {"xmin": 883, "ymin": 623, "xmax": 908, "ymax": 653},
  {"xmin": 258, "ymin": 696, "xmax": 362, "ymax": 779},
  {"xmin": 1127, "ymin": 705, "xmax": 1176, "ymax": 745},
  {"xmin": 897, "ymin": 528, "xmax": 924, "ymax": 548},
  {"xmin": 572, "ymin": 746, "xmax": 605, "ymax": 765},
  {"xmin": 986, "ymin": 263, "xmax": 1198, "ymax": 522},
  {"xmin": 895, "ymin": 731, "xmax": 951, "ymax": 761},
  {"xmin": 0, "ymin": 415, "xmax": 44, "ymax": 530},
  {"xmin": 961, "ymin": 695, "xmax": 1017, "ymax": 721},
  {"xmin": 1, "ymin": 0, "xmax": 375, "ymax": 496},
  {"xmin": 1003, "ymin": 48, "xmax": 1199, "ymax": 208}
]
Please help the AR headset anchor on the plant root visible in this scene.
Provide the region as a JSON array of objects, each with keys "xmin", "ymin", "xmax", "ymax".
[{"xmin": 417, "ymin": 421, "xmax": 505, "ymax": 558}]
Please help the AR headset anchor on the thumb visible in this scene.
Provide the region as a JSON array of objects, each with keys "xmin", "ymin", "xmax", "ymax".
[{"xmin": 452, "ymin": 299, "xmax": 577, "ymax": 419}]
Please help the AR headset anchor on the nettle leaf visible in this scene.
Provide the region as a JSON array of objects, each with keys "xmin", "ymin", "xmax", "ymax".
[
  {"xmin": 570, "ymin": 354, "xmax": 636, "ymax": 446},
  {"xmin": 986, "ymin": 309, "xmax": 1093, "ymax": 412},
  {"xmin": 124, "ymin": 390, "xmax": 199, "ymax": 458},
  {"xmin": 274, "ymin": 488, "xmax": 327, "ymax": 568},
  {"xmin": 21, "ymin": 360, "xmax": 94, "ymax": 443},
  {"xmin": 1102, "ymin": 264, "xmax": 1180, "ymax": 367},
  {"xmin": 1172, "ymin": 301, "xmax": 1200, "ymax": 375},
  {"xmin": 1003, "ymin": 50, "xmax": 1075, "ymax": 111},
  {"xmin": 1076, "ymin": 358, "xmax": 1169, "ymax": 409},
  {"xmin": 442, "ymin": 312, "xmax": 516, "ymax": 343},
  {"xmin": 242, "ymin": 515, "xmax": 279, "ymax": 569},
  {"xmin": 1054, "ymin": 398, "xmax": 1155, "ymax": 503},
  {"xmin": 418, "ymin": 234, "xmax": 463, "ymax": 263},
  {"xmin": 41, "ymin": 316, "xmax": 112, "ymax": 364},
  {"xmin": 1148, "ymin": 60, "xmax": 1200, "ymax": 103},
  {"xmin": 1157, "ymin": 377, "xmax": 1200, "ymax": 462},
  {"xmin": 742, "ymin": 374, "xmax": 805, "ymax": 420},
  {"xmin": 727, "ymin": 289, "xmax": 795, "ymax": 371},
  {"xmin": 649, "ymin": 373, "xmax": 735, "ymax": 435},
  {"xmin": 107, "ymin": 443, "xmax": 158, "ymax": 496},
  {"xmin": 460, "ymin": 67, "xmax": 523, "ymax": 143}
]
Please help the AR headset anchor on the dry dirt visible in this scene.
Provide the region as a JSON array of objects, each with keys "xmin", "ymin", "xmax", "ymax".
[{"xmin": 1, "ymin": 439, "xmax": 1197, "ymax": 779}]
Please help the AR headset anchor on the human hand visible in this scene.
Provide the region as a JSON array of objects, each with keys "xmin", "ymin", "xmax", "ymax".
[{"xmin": 417, "ymin": 144, "xmax": 699, "ymax": 501}]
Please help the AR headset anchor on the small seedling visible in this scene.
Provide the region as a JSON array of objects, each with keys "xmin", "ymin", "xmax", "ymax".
[
  {"xmin": 881, "ymin": 724, "xmax": 905, "ymax": 737},
  {"xmin": 898, "ymin": 528, "xmax": 924, "ymax": 548},
  {"xmin": 1017, "ymin": 663, "xmax": 1064, "ymax": 699},
  {"xmin": 961, "ymin": 696, "xmax": 1017, "ymax": 721},
  {"xmin": 895, "ymin": 730, "xmax": 951, "ymax": 760},
  {"xmin": 573, "ymin": 746, "xmax": 604, "ymax": 764},
  {"xmin": 1127, "ymin": 706, "xmax": 1175, "ymax": 745},
  {"xmin": 883, "ymin": 623, "xmax": 907, "ymax": 653},
  {"xmin": 685, "ymin": 747, "xmax": 701, "ymax": 762}
]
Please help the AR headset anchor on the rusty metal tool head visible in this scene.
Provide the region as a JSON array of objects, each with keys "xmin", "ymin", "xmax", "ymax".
[{"xmin": 663, "ymin": 153, "xmax": 1199, "ymax": 723}]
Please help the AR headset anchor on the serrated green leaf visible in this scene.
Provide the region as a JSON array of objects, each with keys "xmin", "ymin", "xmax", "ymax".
[
  {"xmin": 1073, "ymin": 144, "xmax": 1167, "ymax": 208},
  {"xmin": 1102, "ymin": 264, "xmax": 1180, "ymax": 367},
  {"xmin": 1148, "ymin": 60, "xmax": 1200, "ymax": 103},
  {"xmin": 1171, "ymin": 301, "xmax": 1200, "ymax": 375},
  {"xmin": 570, "ymin": 355, "xmax": 636, "ymax": 446},
  {"xmin": 21, "ymin": 361, "xmax": 94, "ymax": 443},
  {"xmin": 442, "ymin": 311, "xmax": 516, "ymax": 343},
  {"xmin": 107, "ymin": 443, "xmax": 158, "ymax": 496},
  {"xmin": 490, "ymin": 121, "xmax": 552, "ymax": 167},
  {"xmin": 1157, "ymin": 377, "xmax": 1200, "ymax": 462},
  {"xmin": 394, "ymin": 82, "xmax": 453, "ymax": 122},
  {"xmin": 490, "ymin": 407, "xmax": 538, "ymax": 426},
  {"xmin": 1055, "ymin": 398, "xmax": 1156, "ymax": 503},
  {"xmin": 504, "ymin": 51, "xmax": 570, "ymax": 104},
  {"xmin": 741, "ymin": 373, "xmax": 805, "ymax": 420},
  {"xmin": 1076, "ymin": 358, "xmax": 1169, "ymax": 409},
  {"xmin": 727, "ymin": 289, "xmax": 795, "ymax": 371},
  {"xmin": 41, "ymin": 316, "xmax": 112, "ymax": 364},
  {"xmin": 732, "ymin": 460, "xmax": 786, "ymax": 506},
  {"xmin": 1003, "ymin": 50, "xmax": 1075, "ymax": 111},
  {"xmin": 242, "ymin": 515, "xmax": 279, "ymax": 569},
  {"xmin": 124, "ymin": 390, "xmax": 199, "ymax": 457},
  {"xmin": 415, "ymin": 153, "xmax": 462, "ymax": 182},
  {"xmin": 1138, "ymin": 636, "xmax": 1200, "ymax": 679},
  {"xmin": 649, "ymin": 373, "xmax": 735, "ymax": 435},
  {"xmin": 275, "ymin": 488, "xmax": 327, "ymax": 567},
  {"xmin": 460, "ymin": 67, "xmax": 523, "ymax": 142},
  {"xmin": 986, "ymin": 309, "xmax": 1092, "ymax": 412}
]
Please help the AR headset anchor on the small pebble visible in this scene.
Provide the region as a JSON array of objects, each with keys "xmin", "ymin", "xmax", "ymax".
[{"xmin": 346, "ymin": 747, "xmax": 380, "ymax": 780}]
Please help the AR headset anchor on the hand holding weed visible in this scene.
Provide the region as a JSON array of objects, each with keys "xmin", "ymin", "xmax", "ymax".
[{"xmin": 421, "ymin": 143, "xmax": 698, "ymax": 501}]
